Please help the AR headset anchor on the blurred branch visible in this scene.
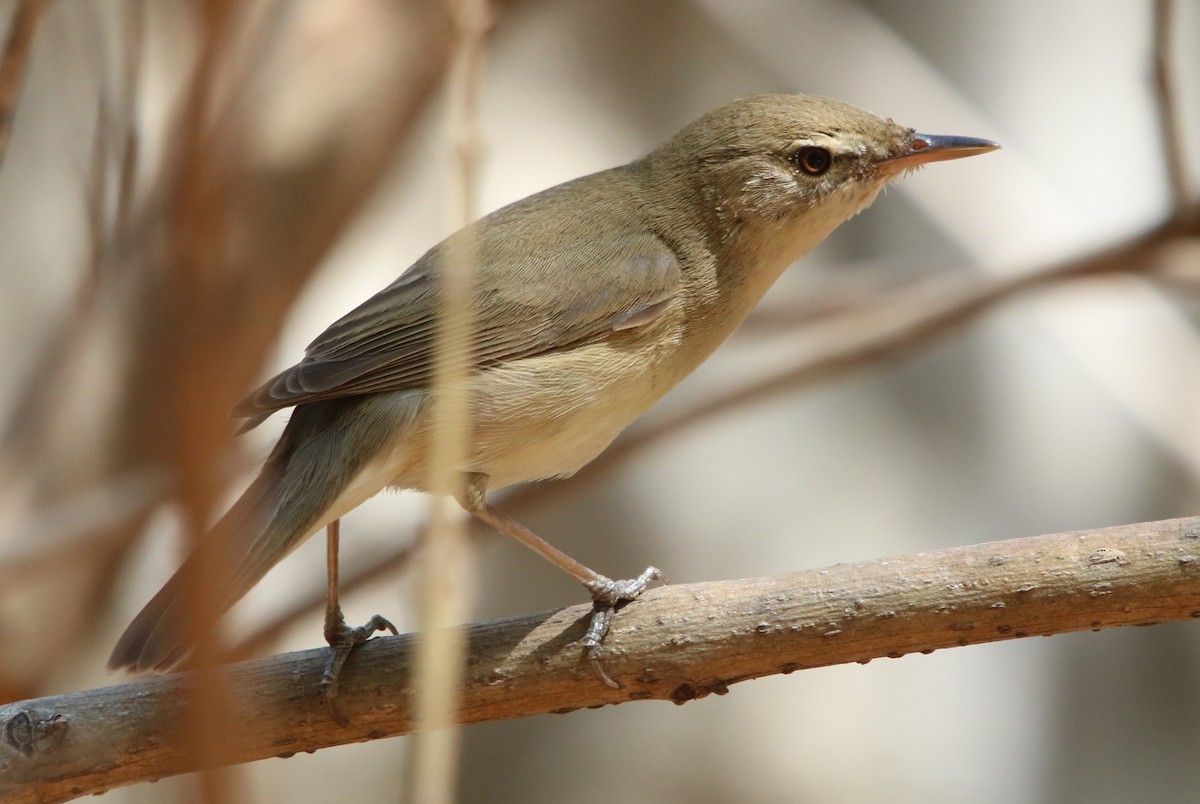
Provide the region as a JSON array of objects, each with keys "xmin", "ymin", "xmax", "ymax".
[
  {"xmin": 161, "ymin": 5, "xmax": 244, "ymax": 796},
  {"xmin": 5, "ymin": 515, "xmax": 1200, "ymax": 801},
  {"xmin": 0, "ymin": 470, "xmax": 163, "ymax": 574},
  {"xmin": 578, "ymin": 211, "xmax": 1199, "ymax": 468},
  {"xmin": 1152, "ymin": 0, "xmax": 1193, "ymax": 217},
  {"xmin": 0, "ymin": 1, "xmax": 467, "ymax": 703},
  {"xmin": 408, "ymin": 0, "xmax": 492, "ymax": 800},
  {"xmin": 0, "ymin": 0, "xmax": 49, "ymax": 171}
]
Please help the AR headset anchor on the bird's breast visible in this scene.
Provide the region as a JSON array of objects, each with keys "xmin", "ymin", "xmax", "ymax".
[
  {"xmin": 377, "ymin": 293, "xmax": 744, "ymax": 494},
  {"xmin": 452, "ymin": 315, "xmax": 690, "ymax": 489}
]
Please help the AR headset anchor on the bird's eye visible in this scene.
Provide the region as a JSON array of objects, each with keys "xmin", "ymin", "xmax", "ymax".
[{"xmin": 791, "ymin": 146, "xmax": 832, "ymax": 176}]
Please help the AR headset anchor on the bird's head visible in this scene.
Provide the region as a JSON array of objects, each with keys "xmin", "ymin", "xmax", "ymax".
[{"xmin": 648, "ymin": 94, "xmax": 997, "ymax": 255}]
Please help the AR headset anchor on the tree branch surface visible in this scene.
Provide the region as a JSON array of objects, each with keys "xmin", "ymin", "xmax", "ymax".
[{"xmin": 4, "ymin": 516, "xmax": 1200, "ymax": 802}]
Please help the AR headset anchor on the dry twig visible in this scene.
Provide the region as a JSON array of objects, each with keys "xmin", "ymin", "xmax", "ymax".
[
  {"xmin": 0, "ymin": 0, "xmax": 464, "ymax": 702},
  {"xmin": 1153, "ymin": 0, "xmax": 1193, "ymax": 216},
  {"xmin": 0, "ymin": 0, "xmax": 49, "ymax": 171}
]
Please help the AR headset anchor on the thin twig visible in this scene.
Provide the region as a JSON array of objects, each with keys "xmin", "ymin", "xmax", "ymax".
[
  {"xmin": 111, "ymin": 0, "xmax": 143, "ymax": 250},
  {"xmin": 0, "ymin": 0, "xmax": 484, "ymax": 706},
  {"xmin": 1152, "ymin": 0, "xmax": 1192, "ymax": 217},
  {"xmin": 0, "ymin": 0, "xmax": 50, "ymax": 173},
  {"xmin": 162, "ymin": 2, "xmax": 245, "ymax": 797},
  {"xmin": 408, "ymin": 0, "xmax": 489, "ymax": 796}
]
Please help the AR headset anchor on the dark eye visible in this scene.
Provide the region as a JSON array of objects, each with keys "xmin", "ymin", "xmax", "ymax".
[{"xmin": 792, "ymin": 146, "xmax": 832, "ymax": 175}]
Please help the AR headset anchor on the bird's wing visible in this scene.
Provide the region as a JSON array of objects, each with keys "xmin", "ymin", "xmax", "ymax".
[{"xmin": 234, "ymin": 229, "xmax": 682, "ymax": 424}]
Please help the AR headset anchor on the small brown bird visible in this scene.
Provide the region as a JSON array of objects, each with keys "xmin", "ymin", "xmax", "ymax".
[{"xmin": 110, "ymin": 94, "xmax": 996, "ymax": 692}]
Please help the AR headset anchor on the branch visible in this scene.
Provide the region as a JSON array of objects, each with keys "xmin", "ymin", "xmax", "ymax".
[
  {"xmin": 5, "ymin": 515, "xmax": 1200, "ymax": 802},
  {"xmin": 0, "ymin": 0, "xmax": 49, "ymax": 172},
  {"xmin": 1152, "ymin": 0, "xmax": 1193, "ymax": 216},
  {"xmin": 0, "ymin": 0, "xmax": 463, "ymax": 701}
]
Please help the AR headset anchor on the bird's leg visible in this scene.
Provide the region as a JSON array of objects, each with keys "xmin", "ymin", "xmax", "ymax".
[
  {"xmin": 457, "ymin": 472, "xmax": 665, "ymax": 689},
  {"xmin": 320, "ymin": 518, "xmax": 399, "ymax": 726}
]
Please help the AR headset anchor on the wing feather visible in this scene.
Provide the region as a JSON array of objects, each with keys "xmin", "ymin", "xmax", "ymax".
[{"xmin": 234, "ymin": 222, "xmax": 681, "ymax": 424}]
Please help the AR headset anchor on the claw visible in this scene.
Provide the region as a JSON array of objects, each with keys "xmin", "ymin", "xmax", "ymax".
[
  {"xmin": 321, "ymin": 613, "xmax": 399, "ymax": 726},
  {"xmin": 583, "ymin": 566, "xmax": 665, "ymax": 606},
  {"xmin": 579, "ymin": 566, "xmax": 667, "ymax": 688}
]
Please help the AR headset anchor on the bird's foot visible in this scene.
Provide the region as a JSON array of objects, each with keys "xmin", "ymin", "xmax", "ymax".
[
  {"xmin": 581, "ymin": 566, "xmax": 667, "ymax": 689},
  {"xmin": 321, "ymin": 612, "xmax": 399, "ymax": 726}
]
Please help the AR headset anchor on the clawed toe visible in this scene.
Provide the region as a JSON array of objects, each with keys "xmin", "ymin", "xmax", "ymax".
[
  {"xmin": 583, "ymin": 566, "xmax": 666, "ymax": 606},
  {"xmin": 579, "ymin": 566, "xmax": 667, "ymax": 689},
  {"xmin": 321, "ymin": 614, "xmax": 399, "ymax": 726}
]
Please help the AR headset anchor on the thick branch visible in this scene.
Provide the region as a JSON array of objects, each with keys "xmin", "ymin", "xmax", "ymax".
[{"xmin": 4, "ymin": 516, "xmax": 1200, "ymax": 801}]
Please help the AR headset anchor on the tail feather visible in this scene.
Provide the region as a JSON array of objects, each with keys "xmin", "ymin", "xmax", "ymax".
[
  {"xmin": 107, "ymin": 466, "xmax": 285, "ymax": 672},
  {"xmin": 108, "ymin": 392, "xmax": 423, "ymax": 672}
]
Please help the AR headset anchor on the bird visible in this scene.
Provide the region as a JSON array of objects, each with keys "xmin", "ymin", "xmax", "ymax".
[{"xmin": 109, "ymin": 93, "xmax": 997, "ymax": 704}]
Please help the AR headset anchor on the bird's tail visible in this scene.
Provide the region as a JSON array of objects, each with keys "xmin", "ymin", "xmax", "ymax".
[{"xmin": 108, "ymin": 393, "xmax": 423, "ymax": 672}]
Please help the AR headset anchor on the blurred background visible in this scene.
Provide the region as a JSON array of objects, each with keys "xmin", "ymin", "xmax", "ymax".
[{"xmin": 2, "ymin": 0, "xmax": 1200, "ymax": 802}]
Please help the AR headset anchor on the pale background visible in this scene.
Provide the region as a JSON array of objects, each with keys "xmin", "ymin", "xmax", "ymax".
[{"xmin": 2, "ymin": 1, "xmax": 1200, "ymax": 802}]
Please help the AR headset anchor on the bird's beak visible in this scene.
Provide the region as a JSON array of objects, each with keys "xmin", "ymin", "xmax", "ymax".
[{"xmin": 877, "ymin": 133, "xmax": 999, "ymax": 174}]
